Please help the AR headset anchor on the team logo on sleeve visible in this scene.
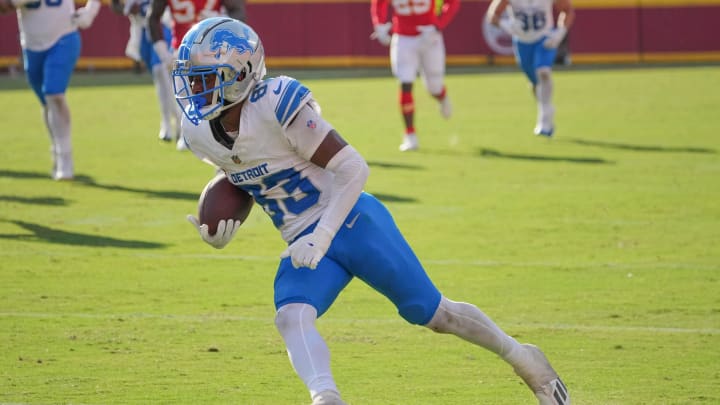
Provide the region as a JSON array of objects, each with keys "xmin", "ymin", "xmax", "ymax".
[
  {"xmin": 306, "ymin": 120, "xmax": 317, "ymax": 129},
  {"xmin": 210, "ymin": 28, "xmax": 255, "ymax": 59},
  {"xmin": 231, "ymin": 155, "xmax": 242, "ymax": 164}
]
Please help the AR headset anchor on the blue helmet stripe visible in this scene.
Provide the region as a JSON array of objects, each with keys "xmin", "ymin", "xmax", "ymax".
[{"xmin": 178, "ymin": 20, "xmax": 211, "ymax": 59}]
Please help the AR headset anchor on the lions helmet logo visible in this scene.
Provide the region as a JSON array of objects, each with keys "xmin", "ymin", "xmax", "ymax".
[{"xmin": 210, "ymin": 28, "xmax": 255, "ymax": 59}]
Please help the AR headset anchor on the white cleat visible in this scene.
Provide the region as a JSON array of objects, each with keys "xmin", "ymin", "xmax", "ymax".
[
  {"xmin": 52, "ymin": 153, "xmax": 74, "ymax": 181},
  {"xmin": 311, "ymin": 390, "xmax": 347, "ymax": 405},
  {"xmin": 52, "ymin": 171, "xmax": 74, "ymax": 181},
  {"xmin": 159, "ymin": 131, "xmax": 172, "ymax": 142},
  {"xmin": 399, "ymin": 133, "xmax": 419, "ymax": 152},
  {"xmin": 439, "ymin": 96, "xmax": 452, "ymax": 119},
  {"xmin": 513, "ymin": 344, "xmax": 570, "ymax": 405},
  {"xmin": 176, "ymin": 136, "xmax": 189, "ymax": 151},
  {"xmin": 534, "ymin": 125, "xmax": 554, "ymax": 138},
  {"xmin": 534, "ymin": 106, "xmax": 555, "ymax": 137}
]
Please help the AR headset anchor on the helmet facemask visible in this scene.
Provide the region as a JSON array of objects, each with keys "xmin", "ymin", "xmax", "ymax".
[{"xmin": 172, "ymin": 18, "xmax": 267, "ymax": 125}]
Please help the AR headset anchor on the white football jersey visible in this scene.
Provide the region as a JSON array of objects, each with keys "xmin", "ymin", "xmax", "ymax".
[
  {"xmin": 183, "ymin": 76, "xmax": 336, "ymax": 242},
  {"xmin": 507, "ymin": 0, "xmax": 555, "ymax": 43},
  {"xmin": 16, "ymin": 0, "xmax": 77, "ymax": 51}
]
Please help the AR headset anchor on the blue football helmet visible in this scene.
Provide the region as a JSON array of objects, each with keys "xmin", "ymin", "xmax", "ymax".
[{"xmin": 172, "ymin": 17, "xmax": 266, "ymax": 125}]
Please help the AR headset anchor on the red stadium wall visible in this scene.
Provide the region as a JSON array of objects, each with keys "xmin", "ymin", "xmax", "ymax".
[{"xmin": 1, "ymin": 0, "xmax": 719, "ymax": 70}]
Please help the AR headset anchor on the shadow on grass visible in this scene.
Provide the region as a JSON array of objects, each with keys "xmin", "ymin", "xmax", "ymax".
[
  {"xmin": 370, "ymin": 192, "xmax": 418, "ymax": 203},
  {"xmin": 0, "ymin": 169, "xmax": 197, "ymax": 200},
  {"xmin": 0, "ymin": 195, "xmax": 70, "ymax": 206},
  {"xmin": 0, "ymin": 169, "xmax": 420, "ymax": 205},
  {"xmin": 478, "ymin": 148, "xmax": 612, "ymax": 164},
  {"xmin": 367, "ymin": 160, "xmax": 425, "ymax": 170},
  {"xmin": 0, "ymin": 220, "xmax": 167, "ymax": 249},
  {"xmin": 562, "ymin": 138, "xmax": 717, "ymax": 154}
]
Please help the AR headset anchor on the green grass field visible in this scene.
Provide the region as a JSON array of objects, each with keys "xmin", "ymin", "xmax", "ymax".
[{"xmin": 1, "ymin": 65, "xmax": 719, "ymax": 404}]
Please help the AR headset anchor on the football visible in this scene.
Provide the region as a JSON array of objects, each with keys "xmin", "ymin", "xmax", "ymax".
[{"xmin": 198, "ymin": 174, "xmax": 254, "ymax": 235}]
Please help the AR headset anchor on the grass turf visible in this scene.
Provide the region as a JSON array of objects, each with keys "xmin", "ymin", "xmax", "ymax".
[{"xmin": 0, "ymin": 65, "xmax": 718, "ymax": 404}]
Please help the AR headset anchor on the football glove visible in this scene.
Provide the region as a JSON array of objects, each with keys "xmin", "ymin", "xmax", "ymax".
[
  {"xmin": 187, "ymin": 215, "xmax": 241, "ymax": 249},
  {"xmin": 72, "ymin": 0, "xmax": 101, "ymax": 29},
  {"xmin": 280, "ymin": 227, "xmax": 333, "ymax": 270},
  {"xmin": 370, "ymin": 22, "xmax": 392, "ymax": 47},
  {"xmin": 498, "ymin": 18, "xmax": 524, "ymax": 37},
  {"xmin": 543, "ymin": 27, "xmax": 568, "ymax": 49}
]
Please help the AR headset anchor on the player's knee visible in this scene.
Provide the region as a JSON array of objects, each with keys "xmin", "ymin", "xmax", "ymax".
[
  {"xmin": 274, "ymin": 303, "xmax": 316, "ymax": 334},
  {"xmin": 424, "ymin": 77, "xmax": 444, "ymax": 95},
  {"xmin": 398, "ymin": 301, "xmax": 437, "ymax": 325},
  {"xmin": 536, "ymin": 67, "xmax": 552, "ymax": 82},
  {"xmin": 424, "ymin": 297, "xmax": 459, "ymax": 333},
  {"xmin": 45, "ymin": 93, "xmax": 66, "ymax": 106}
]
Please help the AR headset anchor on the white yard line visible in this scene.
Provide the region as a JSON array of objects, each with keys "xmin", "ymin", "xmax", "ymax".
[
  {"xmin": 1, "ymin": 250, "xmax": 717, "ymax": 271},
  {"xmin": 1, "ymin": 312, "xmax": 718, "ymax": 335}
]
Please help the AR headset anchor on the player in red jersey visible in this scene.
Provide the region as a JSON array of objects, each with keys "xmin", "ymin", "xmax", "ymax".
[
  {"xmin": 371, "ymin": 0, "xmax": 460, "ymax": 151},
  {"xmin": 147, "ymin": 0, "xmax": 245, "ymax": 150}
]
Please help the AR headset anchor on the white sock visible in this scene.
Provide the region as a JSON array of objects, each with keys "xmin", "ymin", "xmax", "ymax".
[
  {"xmin": 43, "ymin": 107, "xmax": 55, "ymax": 156},
  {"xmin": 535, "ymin": 68, "xmax": 554, "ymax": 128},
  {"xmin": 152, "ymin": 64, "xmax": 181, "ymax": 137},
  {"xmin": 426, "ymin": 296, "xmax": 526, "ymax": 366},
  {"xmin": 45, "ymin": 94, "xmax": 73, "ymax": 177},
  {"xmin": 275, "ymin": 303, "xmax": 338, "ymax": 399},
  {"xmin": 45, "ymin": 94, "xmax": 72, "ymax": 154}
]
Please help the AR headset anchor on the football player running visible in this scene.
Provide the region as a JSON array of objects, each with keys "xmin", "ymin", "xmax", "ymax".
[
  {"xmin": 147, "ymin": 0, "xmax": 246, "ymax": 150},
  {"xmin": 370, "ymin": 0, "xmax": 460, "ymax": 152},
  {"xmin": 0, "ymin": 0, "xmax": 101, "ymax": 180},
  {"xmin": 487, "ymin": 0, "xmax": 575, "ymax": 137},
  {"xmin": 175, "ymin": 17, "xmax": 570, "ymax": 405},
  {"xmin": 111, "ymin": 0, "xmax": 182, "ymax": 148}
]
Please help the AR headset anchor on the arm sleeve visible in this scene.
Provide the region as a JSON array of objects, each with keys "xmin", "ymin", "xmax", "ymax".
[
  {"xmin": 371, "ymin": 0, "xmax": 389, "ymax": 25},
  {"xmin": 315, "ymin": 145, "xmax": 370, "ymax": 238},
  {"xmin": 436, "ymin": 0, "xmax": 460, "ymax": 30}
]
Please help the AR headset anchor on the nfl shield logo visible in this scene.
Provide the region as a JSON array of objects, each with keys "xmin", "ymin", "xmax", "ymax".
[{"xmin": 231, "ymin": 155, "xmax": 242, "ymax": 164}]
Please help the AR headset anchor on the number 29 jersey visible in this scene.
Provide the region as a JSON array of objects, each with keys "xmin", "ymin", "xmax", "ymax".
[
  {"xmin": 182, "ymin": 76, "xmax": 336, "ymax": 243},
  {"xmin": 167, "ymin": 0, "xmax": 223, "ymax": 48},
  {"xmin": 371, "ymin": 0, "xmax": 460, "ymax": 36}
]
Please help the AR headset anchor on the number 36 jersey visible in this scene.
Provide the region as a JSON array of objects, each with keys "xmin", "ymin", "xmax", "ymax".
[
  {"xmin": 16, "ymin": 0, "xmax": 76, "ymax": 51},
  {"xmin": 507, "ymin": 0, "xmax": 555, "ymax": 43},
  {"xmin": 182, "ymin": 76, "xmax": 336, "ymax": 243}
]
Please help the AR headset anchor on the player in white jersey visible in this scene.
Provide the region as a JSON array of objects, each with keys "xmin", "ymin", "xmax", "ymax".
[
  {"xmin": 487, "ymin": 0, "xmax": 575, "ymax": 137},
  {"xmin": 111, "ymin": 0, "xmax": 181, "ymax": 147},
  {"xmin": 0, "ymin": 0, "xmax": 100, "ymax": 180},
  {"xmin": 174, "ymin": 17, "xmax": 571, "ymax": 405}
]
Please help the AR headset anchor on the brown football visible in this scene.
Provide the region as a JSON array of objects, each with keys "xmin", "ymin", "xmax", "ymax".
[{"xmin": 198, "ymin": 174, "xmax": 254, "ymax": 235}]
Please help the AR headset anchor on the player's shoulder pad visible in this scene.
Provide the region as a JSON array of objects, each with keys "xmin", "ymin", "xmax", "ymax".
[
  {"xmin": 180, "ymin": 113, "xmax": 209, "ymax": 149},
  {"xmin": 251, "ymin": 75, "xmax": 312, "ymax": 129}
]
